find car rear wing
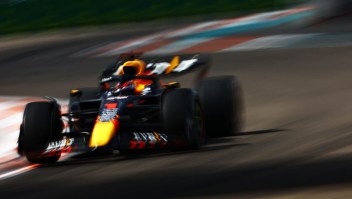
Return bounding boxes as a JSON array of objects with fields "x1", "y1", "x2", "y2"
[
  {"x1": 100, "y1": 54, "x2": 210, "y2": 83},
  {"x1": 145, "y1": 54, "x2": 209, "y2": 78}
]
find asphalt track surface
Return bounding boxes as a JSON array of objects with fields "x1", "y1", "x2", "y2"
[{"x1": 1, "y1": 19, "x2": 352, "y2": 198}]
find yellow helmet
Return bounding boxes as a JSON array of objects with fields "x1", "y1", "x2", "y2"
[{"x1": 118, "y1": 59, "x2": 146, "y2": 75}]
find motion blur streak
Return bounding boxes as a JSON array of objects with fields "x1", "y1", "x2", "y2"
[
  {"x1": 76, "y1": 6, "x2": 315, "y2": 57},
  {"x1": 0, "y1": 164, "x2": 38, "y2": 180},
  {"x1": 0, "y1": 1, "x2": 352, "y2": 198}
]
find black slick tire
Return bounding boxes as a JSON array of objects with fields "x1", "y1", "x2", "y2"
[
  {"x1": 162, "y1": 88, "x2": 205, "y2": 149},
  {"x1": 196, "y1": 76, "x2": 243, "y2": 137},
  {"x1": 23, "y1": 101, "x2": 63, "y2": 164}
]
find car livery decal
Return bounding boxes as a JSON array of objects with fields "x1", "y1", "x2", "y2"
[
  {"x1": 43, "y1": 137, "x2": 74, "y2": 154},
  {"x1": 129, "y1": 132, "x2": 168, "y2": 149}
]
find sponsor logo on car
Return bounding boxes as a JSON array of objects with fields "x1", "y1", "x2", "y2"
[
  {"x1": 107, "y1": 96, "x2": 128, "y2": 100},
  {"x1": 100, "y1": 108, "x2": 118, "y2": 122},
  {"x1": 130, "y1": 132, "x2": 168, "y2": 149},
  {"x1": 43, "y1": 137, "x2": 74, "y2": 154}
]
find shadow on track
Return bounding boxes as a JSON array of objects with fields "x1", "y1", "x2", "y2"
[
  {"x1": 6, "y1": 130, "x2": 352, "y2": 198},
  {"x1": 43, "y1": 142, "x2": 250, "y2": 168},
  {"x1": 41, "y1": 128, "x2": 285, "y2": 168},
  {"x1": 235, "y1": 128, "x2": 286, "y2": 136},
  {"x1": 24, "y1": 152, "x2": 352, "y2": 199}
]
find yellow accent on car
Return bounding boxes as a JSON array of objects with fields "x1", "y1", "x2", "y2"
[
  {"x1": 135, "y1": 84, "x2": 145, "y2": 93},
  {"x1": 153, "y1": 132, "x2": 160, "y2": 142},
  {"x1": 167, "y1": 82, "x2": 177, "y2": 86},
  {"x1": 70, "y1": 89, "x2": 80, "y2": 94},
  {"x1": 118, "y1": 59, "x2": 146, "y2": 75},
  {"x1": 89, "y1": 121, "x2": 116, "y2": 147},
  {"x1": 165, "y1": 56, "x2": 180, "y2": 74}
]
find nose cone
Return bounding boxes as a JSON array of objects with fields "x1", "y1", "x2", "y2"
[{"x1": 89, "y1": 120, "x2": 119, "y2": 147}]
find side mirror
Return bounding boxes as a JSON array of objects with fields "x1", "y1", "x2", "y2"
[
  {"x1": 165, "y1": 82, "x2": 180, "y2": 89},
  {"x1": 70, "y1": 89, "x2": 82, "y2": 97}
]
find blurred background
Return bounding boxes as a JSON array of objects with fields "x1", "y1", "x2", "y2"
[
  {"x1": 1, "y1": 0, "x2": 352, "y2": 198},
  {"x1": 0, "y1": 0, "x2": 350, "y2": 35},
  {"x1": 0, "y1": 0, "x2": 304, "y2": 34}
]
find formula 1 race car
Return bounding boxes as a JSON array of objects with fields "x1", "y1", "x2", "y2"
[{"x1": 17, "y1": 53, "x2": 243, "y2": 164}]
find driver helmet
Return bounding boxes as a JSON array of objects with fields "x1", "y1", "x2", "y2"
[{"x1": 118, "y1": 59, "x2": 146, "y2": 75}]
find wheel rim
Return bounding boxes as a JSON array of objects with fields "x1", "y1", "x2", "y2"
[
  {"x1": 195, "y1": 102, "x2": 205, "y2": 145},
  {"x1": 185, "y1": 102, "x2": 205, "y2": 148}
]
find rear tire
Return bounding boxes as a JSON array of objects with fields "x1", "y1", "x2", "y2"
[
  {"x1": 23, "y1": 102, "x2": 63, "y2": 164},
  {"x1": 196, "y1": 76, "x2": 243, "y2": 137},
  {"x1": 162, "y1": 88, "x2": 205, "y2": 149}
]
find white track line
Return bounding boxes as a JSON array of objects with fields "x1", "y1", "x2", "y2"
[
  {"x1": 165, "y1": 21, "x2": 222, "y2": 38},
  {"x1": 0, "y1": 131, "x2": 19, "y2": 154},
  {"x1": 0, "y1": 153, "x2": 73, "y2": 181},
  {"x1": 0, "y1": 113, "x2": 22, "y2": 129},
  {"x1": 222, "y1": 34, "x2": 319, "y2": 51},
  {"x1": 147, "y1": 37, "x2": 215, "y2": 55},
  {"x1": 0, "y1": 101, "x2": 25, "y2": 111},
  {"x1": 0, "y1": 164, "x2": 38, "y2": 180},
  {"x1": 0, "y1": 96, "x2": 70, "y2": 180}
]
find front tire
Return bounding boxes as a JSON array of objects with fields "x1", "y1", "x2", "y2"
[{"x1": 23, "y1": 101, "x2": 63, "y2": 163}]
